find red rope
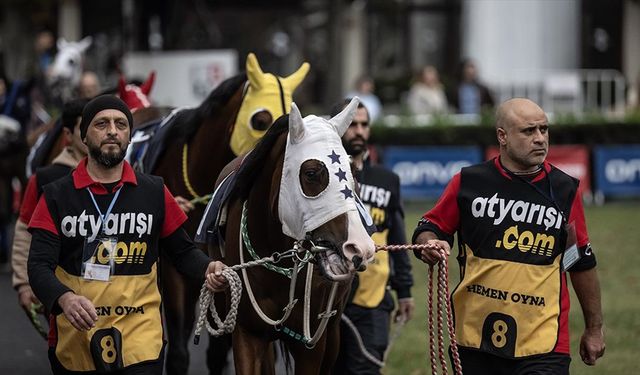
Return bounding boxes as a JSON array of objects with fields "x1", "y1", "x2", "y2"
[{"x1": 378, "y1": 244, "x2": 463, "y2": 375}]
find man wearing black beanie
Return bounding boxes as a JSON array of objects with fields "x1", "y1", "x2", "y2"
[
  {"x1": 27, "y1": 94, "x2": 230, "y2": 374},
  {"x1": 79, "y1": 94, "x2": 134, "y2": 141}
]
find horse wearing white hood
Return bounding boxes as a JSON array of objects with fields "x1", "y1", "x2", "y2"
[
  {"x1": 47, "y1": 37, "x2": 92, "y2": 104},
  {"x1": 211, "y1": 97, "x2": 375, "y2": 374}
]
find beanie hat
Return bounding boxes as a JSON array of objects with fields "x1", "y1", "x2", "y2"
[{"x1": 80, "y1": 94, "x2": 133, "y2": 139}]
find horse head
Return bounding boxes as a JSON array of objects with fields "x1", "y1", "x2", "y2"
[
  {"x1": 118, "y1": 71, "x2": 155, "y2": 112},
  {"x1": 278, "y1": 98, "x2": 375, "y2": 281},
  {"x1": 47, "y1": 37, "x2": 92, "y2": 97},
  {"x1": 230, "y1": 53, "x2": 309, "y2": 156}
]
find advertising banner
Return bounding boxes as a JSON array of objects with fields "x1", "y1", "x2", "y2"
[
  {"x1": 123, "y1": 50, "x2": 238, "y2": 107},
  {"x1": 593, "y1": 145, "x2": 640, "y2": 198},
  {"x1": 384, "y1": 146, "x2": 483, "y2": 199}
]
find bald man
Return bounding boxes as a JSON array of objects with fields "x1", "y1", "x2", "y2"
[{"x1": 412, "y1": 98, "x2": 605, "y2": 374}]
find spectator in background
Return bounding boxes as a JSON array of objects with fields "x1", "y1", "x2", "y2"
[
  {"x1": 407, "y1": 65, "x2": 448, "y2": 115},
  {"x1": 28, "y1": 29, "x2": 57, "y2": 133},
  {"x1": 34, "y1": 30, "x2": 56, "y2": 76},
  {"x1": 347, "y1": 75, "x2": 383, "y2": 122},
  {"x1": 78, "y1": 71, "x2": 102, "y2": 99},
  {"x1": 0, "y1": 59, "x2": 31, "y2": 264},
  {"x1": 449, "y1": 58, "x2": 495, "y2": 114}
]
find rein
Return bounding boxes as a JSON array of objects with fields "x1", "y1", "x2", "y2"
[{"x1": 193, "y1": 200, "x2": 338, "y2": 348}]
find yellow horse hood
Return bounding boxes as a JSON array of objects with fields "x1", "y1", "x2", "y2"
[{"x1": 231, "y1": 53, "x2": 310, "y2": 156}]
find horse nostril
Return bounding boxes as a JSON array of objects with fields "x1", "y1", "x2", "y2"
[{"x1": 352, "y1": 255, "x2": 366, "y2": 271}]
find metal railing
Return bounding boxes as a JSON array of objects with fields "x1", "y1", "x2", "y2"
[{"x1": 494, "y1": 69, "x2": 627, "y2": 115}]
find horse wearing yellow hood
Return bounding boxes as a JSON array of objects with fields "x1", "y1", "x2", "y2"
[
  {"x1": 150, "y1": 52, "x2": 310, "y2": 375},
  {"x1": 231, "y1": 53, "x2": 309, "y2": 155}
]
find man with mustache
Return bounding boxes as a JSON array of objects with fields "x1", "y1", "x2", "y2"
[
  {"x1": 331, "y1": 99, "x2": 414, "y2": 375},
  {"x1": 28, "y1": 95, "x2": 229, "y2": 374},
  {"x1": 413, "y1": 98, "x2": 605, "y2": 374}
]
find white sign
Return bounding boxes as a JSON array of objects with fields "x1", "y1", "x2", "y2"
[{"x1": 123, "y1": 50, "x2": 238, "y2": 107}]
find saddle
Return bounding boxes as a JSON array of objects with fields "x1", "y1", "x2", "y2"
[{"x1": 125, "y1": 107, "x2": 187, "y2": 173}]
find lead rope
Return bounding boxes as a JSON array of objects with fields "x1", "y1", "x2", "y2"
[
  {"x1": 378, "y1": 244, "x2": 462, "y2": 375},
  {"x1": 193, "y1": 254, "x2": 287, "y2": 344}
]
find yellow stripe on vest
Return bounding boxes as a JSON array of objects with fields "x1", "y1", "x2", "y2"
[{"x1": 352, "y1": 230, "x2": 390, "y2": 308}]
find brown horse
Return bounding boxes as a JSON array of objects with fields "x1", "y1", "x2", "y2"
[
  {"x1": 210, "y1": 100, "x2": 375, "y2": 374},
  {"x1": 151, "y1": 54, "x2": 309, "y2": 375}
]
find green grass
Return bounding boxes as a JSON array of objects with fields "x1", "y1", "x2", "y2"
[{"x1": 383, "y1": 200, "x2": 640, "y2": 374}]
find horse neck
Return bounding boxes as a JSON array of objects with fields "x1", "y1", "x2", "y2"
[
  {"x1": 185, "y1": 86, "x2": 244, "y2": 198},
  {"x1": 245, "y1": 134, "x2": 291, "y2": 254}
]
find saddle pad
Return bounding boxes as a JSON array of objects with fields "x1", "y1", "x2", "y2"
[
  {"x1": 195, "y1": 170, "x2": 238, "y2": 246},
  {"x1": 125, "y1": 107, "x2": 188, "y2": 173}
]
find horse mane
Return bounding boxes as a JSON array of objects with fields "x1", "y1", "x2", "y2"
[
  {"x1": 167, "y1": 73, "x2": 247, "y2": 143},
  {"x1": 231, "y1": 113, "x2": 289, "y2": 201}
]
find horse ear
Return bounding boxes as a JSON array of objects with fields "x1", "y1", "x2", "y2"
[
  {"x1": 246, "y1": 53, "x2": 265, "y2": 90},
  {"x1": 118, "y1": 75, "x2": 127, "y2": 97},
  {"x1": 141, "y1": 71, "x2": 156, "y2": 95},
  {"x1": 288, "y1": 102, "x2": 305, "y2": 144},
  {"x1": 281, "y1": 62, "x2": 310, "y2": 92},
  {"x1": 57, "y1": 38, "x2": 69, "y2": 50},
  {"x1": 77, "y1": 36, "x2": 93, "y2": 53},
  {"x1": 329, "y1": 97, "x2": 360, "y2": 137}
]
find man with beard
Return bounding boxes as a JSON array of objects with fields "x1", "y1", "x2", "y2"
[
  {"x1": 27, "y1": 95, "x2": 229, "y2": 374},
  {"x1": 331, "y1": 99, "x2": 414, "y2": 375}
]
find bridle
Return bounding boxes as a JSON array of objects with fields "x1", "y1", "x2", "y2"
[{"x1": 194, "y1": 200, "x2": 344, "y2": 349}]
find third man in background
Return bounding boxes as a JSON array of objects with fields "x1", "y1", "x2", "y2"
[{"x1": 332, "y1": 99, "x2": 414, "y2": 375}]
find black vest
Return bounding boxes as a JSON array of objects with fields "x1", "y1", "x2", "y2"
[
  {"x1": 42, "y1": 172, "x2": 166, "y2": 372},
  {"x1": 43, "y1": 172, "x2": 165, "y2": 276},
  {"x1": 36, "y1": 163, "x2": 73, "y2": 196},
  {"x1": 452, "y1": 160, "x2": 578, "y2": 358}
]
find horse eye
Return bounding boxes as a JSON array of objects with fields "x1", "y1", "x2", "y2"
[
  {"x1": 300, "y1": 160, "x2": 329, "y2": 197},
  {"x1": 68, "y1": 58, "x2": 77, "y2": 66},
  {"x1": 250, "y1": 110, "x2": 273, "y2": 131}
]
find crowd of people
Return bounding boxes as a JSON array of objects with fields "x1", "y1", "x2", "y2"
[
  {"x1": 345, "y1": 58, "x2": 496, "y2": 123},
  {"x1": 0, "y1": 39, "x2": 606, "y2": 375}
]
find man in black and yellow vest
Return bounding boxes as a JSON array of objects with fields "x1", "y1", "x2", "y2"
[
  {"x1": 331, "y1": 99, "x2": 414, "y2": 375},
  {"x1": 413, "y1": 98, "x2": 605, "y2": 374},
  {"x1": 28, "y1": 95, "x2": 229, "y2": 374}
]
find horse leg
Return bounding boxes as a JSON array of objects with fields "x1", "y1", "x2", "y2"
[
  {"x1": 163, "y1": 261, "x2": 198, "y2": 375},
  {"x1": 232, "y1": 326, "x2": 275, "y2": 375},
  {"x1": 285, "y1": 321, "x2": 342, "y2": 375}
]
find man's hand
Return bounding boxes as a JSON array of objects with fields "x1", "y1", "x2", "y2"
[
  {"x1": 18, "y1": 286, "x2": 42, "y2": 314},
  {"x1": 415, "y1": 233, "x2": 450, "y2": 265},
  {"x1": 394, "y1": 297, "x2": 415, "y2": 323},
  {"x1": 205, "y1": 261, "x2": 229, "y2": 292},
  {"x1": 580, "y1": 326, "x2": 605, "y2": 366},
  {"x1": 175, "y1": 196, "x2": 194, "y2": 214},
  {"x1": 57, "y1": 291, "x2": 98, "y2": 331}
]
